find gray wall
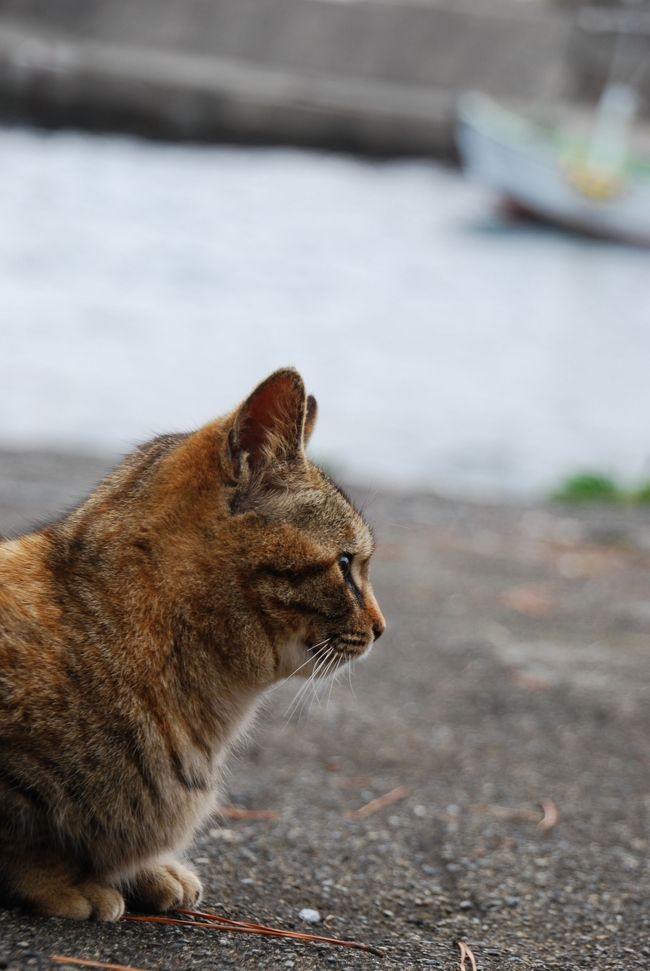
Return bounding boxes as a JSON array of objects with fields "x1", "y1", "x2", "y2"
[{"x1": 0, "y1": 0, "x2": 573, "y2": 155}]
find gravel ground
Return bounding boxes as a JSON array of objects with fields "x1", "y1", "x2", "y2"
[{"x1": 0, "y1": 450, "x2": 649, "y2": 971}]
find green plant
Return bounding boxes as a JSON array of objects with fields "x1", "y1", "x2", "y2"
[
  {"x1": 551, "y1": 472, "x2": 623, "y2": 503},
  {"x1": 633, "y1": 482, "x2": 650, "y2": 503}
]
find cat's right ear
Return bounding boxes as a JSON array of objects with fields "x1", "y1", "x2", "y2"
[{"x1": 224, "y1": 368, "x2": 309, "y2": 483}]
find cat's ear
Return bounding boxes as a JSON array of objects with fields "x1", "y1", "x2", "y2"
[
  {"x1": 227, "y1": 368, "x2": 309, "y2": 478},
  {"x1": 304, "y1": 394, "x2": 318, "y2": 447}
]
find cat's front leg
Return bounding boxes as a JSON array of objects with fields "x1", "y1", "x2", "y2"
[{"x1": 125, "y1": 858, "x2": 202, "y2": 913}]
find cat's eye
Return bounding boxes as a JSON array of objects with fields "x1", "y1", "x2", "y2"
[{"x1": 338, "y1": 553, "x2": 353, "y2": 577}]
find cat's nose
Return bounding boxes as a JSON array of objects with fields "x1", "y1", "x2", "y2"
[{"x1": 372, "y1": 620, "x2": 385, "y2": 641}]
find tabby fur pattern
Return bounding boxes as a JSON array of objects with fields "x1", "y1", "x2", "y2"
[{"x1": 0, "y1": 368, "x2": 385, "y2": 920}]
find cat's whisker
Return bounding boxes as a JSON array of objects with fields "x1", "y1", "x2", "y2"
[
  {"x1": 285, "y1": 682, "x2": 313, "y2": 722},
  {"x1": 284, "y1": 669, "x2": 314, "y2": 717},
  {"x1": 293, "y1": 643, "x2": 330, "y2": 684},
  {"x1": 284, "y1": 647, "x2": 331, "y2": 720},
  {"x1": 305, "y1": 647, "x2": 340, "y2": 717},
  {"x1": 326, "y1": 655, "x2": 345, "y2": 711},
  {"x1": 305, "y1": 648, "x2": 334, "y2": 703},
  {"x1": 347, "y1": 659, "x2": 358, "y2": 702},
  {"x1": 292, "y1": 653, "x2": 331, "y2": 722},
  {"x1": 300, "y1": 676, "x2": 323, "y2": 719},
  {"x1": 269, "y1": 639, "x2": 331, "y2": 694},
  {"x1": 310, "y1": 651, "x2": 339, "y2": 717},
  {"x1": 306, "y1": 656, "x2": 328, "y2": 710},
  {"x1": 325, "y1": 663, "x2": 337, "y2": 711},
  {"x1": 285, "y1": 671, "x2": 318, "y2": 720},
  {"x1": 294, "y1": 639, "x2": 331, "y2": 676},
  {"x1": 296, "y1": 661, "x2": 324, "y2": 719},
  {"x1": 303, "y1": 660, "x2": 329, "y2": 714},
  {"x1": 307, "y1": 637, "x2": 332, "y2": 656},
  {"x1": 307, "y1": 650, "x2": 336, "y2": 714}
]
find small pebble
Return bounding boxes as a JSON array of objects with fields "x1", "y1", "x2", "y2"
[{"x1": 298, "y1": 907, "x2": 321, "y2": 924}]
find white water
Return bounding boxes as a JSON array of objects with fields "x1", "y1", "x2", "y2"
[{"x1": 1, "y1": 126, "x2": 649, "y2": 497}]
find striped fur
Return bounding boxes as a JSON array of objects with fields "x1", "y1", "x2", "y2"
[{"x1": 0, "y1": 368, "x2": 384, "y2": 920}]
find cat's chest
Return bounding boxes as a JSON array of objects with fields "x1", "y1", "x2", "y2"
[
  {"x1": 118, "y1": 749, "x2": 220, "y2": 865},
  {"x1": 160, "y1": 770, "x2": 220, "y2": 855},
  {"x1": 90, "y1": 690, "x2": 259, "y2": 870},
  {"x1": 127, "y1": 711, "x2": 249, "y2": 857}
]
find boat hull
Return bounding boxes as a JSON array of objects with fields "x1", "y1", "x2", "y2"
[{"x1": 456, "y1": 94, "x2": 650, "y2": 246}]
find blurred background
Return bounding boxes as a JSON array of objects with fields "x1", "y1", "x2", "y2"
[
  {"x1": 1, "y1": 5, "x2": 650, "y2": 968},
  {"x1": 1, "y1": 0, "x2": 649, "y2": 500}
]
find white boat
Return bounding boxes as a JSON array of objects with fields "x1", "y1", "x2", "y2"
[
  {"x1": 456, "y1": 5, "x2": 650, "y2": 245},
  {"x1": 456, "y1": 91, "x2": 650, "y2": 245}
]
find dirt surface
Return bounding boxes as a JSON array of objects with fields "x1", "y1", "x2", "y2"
[{"x1": 0, "y1": 449, "x2": 648, "y2": 971}]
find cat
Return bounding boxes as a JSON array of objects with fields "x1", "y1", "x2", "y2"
[{"x1": 0, "y1": 367, "x2": 385, "y2": 921}]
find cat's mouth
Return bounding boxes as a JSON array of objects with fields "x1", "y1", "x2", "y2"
[{"x1": 306, "y1": 634, "x2": 372, "y2": 664}]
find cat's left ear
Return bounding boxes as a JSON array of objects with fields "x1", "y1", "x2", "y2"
[
  {"x1": 304, "y1": 394, "x2": 318, "y2": 447},
  {"x1": 227, "y1": 368, "x2": 310, "y2": 479}
]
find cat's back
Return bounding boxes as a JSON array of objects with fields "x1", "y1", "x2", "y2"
[
  {"x1": 0, "y1": 525, "x2": 61, "y2": 612},
  {"x1": 0, "y1": 531, "x2": 68, "y2": 713},
  {"x1": 0, "y1": 530, "x2": 61, "y2": 639}
]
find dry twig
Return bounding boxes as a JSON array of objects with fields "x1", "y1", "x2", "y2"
[
  {"x1": 478, "y1": 800, "x2": 559, "y2": 831},
  {"x1": 537, "y1": 798, "x2": 559, "y2": 832},
  {"x1": 51, "y1": 957, "x2": 149, "y2": 971},
  {"x1": 219, "y1": 806, "x2": 281, "y2": 821},
  {"x1": 123, "y1": 908, "x2": 386, "y2": 957},
  {"x1": 457, "y1": 940, "x2": 478, "y2": 971},
  {"x1": 346, "y1": 785, "x2": 410, "y2": 819}
]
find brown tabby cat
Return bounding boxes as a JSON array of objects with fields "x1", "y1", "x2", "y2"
[{"x1": 0, "y1": 368, "x2": 385, "y2": 921}]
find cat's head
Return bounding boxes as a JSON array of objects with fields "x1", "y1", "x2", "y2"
[
  {"x1": 68, "y1": 368, "x2": 385, "y2": 688},
  {"x1": 211, "y1": 368, "x2": 385, "y2": 684}
]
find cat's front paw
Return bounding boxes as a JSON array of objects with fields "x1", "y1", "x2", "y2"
[
  {"x1": 128, "y1": 860, "x2": 202, "y2": 912},
  {"x1": 33, "y1": 882, "x2": 125, "y2": 922}
]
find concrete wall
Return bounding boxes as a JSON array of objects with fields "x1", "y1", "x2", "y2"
[{"x1": 0, "y1": 0, "x2": 573, "y2": 156}]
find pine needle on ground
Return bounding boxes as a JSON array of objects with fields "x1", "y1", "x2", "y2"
[
  {"x1": 537, "y1": 798, "x2": 559, "y2": 832},
  {"x1": 457, "y1": 940, "x2": 478, "y2": 971},
  {"x1": 220, "y1": 806, "x2": 281, "y2": 821},
  {"x1": 51, "y1": 957, "x2": 150, "y2": 971},
  {"x1": 123, "y1": 907, "x2": 386, "y2": 957},
  {"x1": 346, "y1": 785, "x2": 410, "y2": 819}
]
